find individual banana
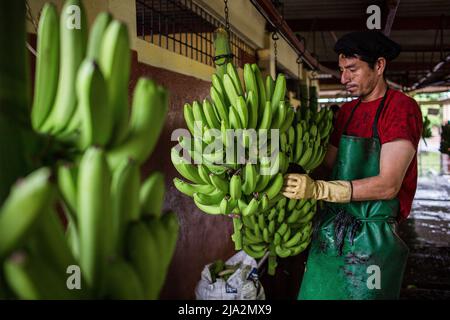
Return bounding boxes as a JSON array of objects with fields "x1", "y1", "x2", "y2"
[
  {"x1": 76, "y1": 59, "x2": 112, "y2": 150},
  {"x1": 265, "y1": 75, "x2": 275, "y2": 102},
  {"x1": 183, "y1": 103, "x2": 195, "y2": 135},
  {"x1": 211, "y1": 73, "x2": 229, "y2": 107},
  {"x1": 140, "y1": 171, "x2": 165, "y2": 218},
  {"x1": 40, "y1": 0, "x2": 87, "y2": 134},
  {"x1": 0, "y1": 168, "x2": 54, "y2": 260},
  {"x1": 104, "y1": 258, "x2": 144, "y2": 299},
  {"x1": 280, "y1": 107, "x2": 295, "y2": 133},
  {"x1": 144, "y1": 212, "x2": 179, "y2": 298},
  {"x1": 246, "y1": 90, "x2": 259, "y2": 129},
  {"x1": 192, "y1": 100, "x2": 208, "y2": 129},
  {"x1": 235, "y1": 96, "x2": 248, "y2": 129},
  {"x1": 241, "y1": 162, "x2": 257, "y2": 195},
  {"x1": 271, "y1": 74, "x2": 286, "y2": 112},
  {"x1": 226, "y1": 63, "x2": 244, "y2": 96},
  {"x1": 197, "y1": 164, "x2": 211, "y2": 184},
  {"x1": 203, "y1": 99, "x2": 221, "y2": 129},
  {"x1": 31, "y1": 3, "x2": 59, "y2": 131},
  {"x1": 229, "y1": 173, "x2": 242, "y2": 200},
  {"x1": 255, "y1": 157, "x2": 272, "y2": 192},
  {"x1": 210, "y1": 86, "x2": 229, "y2": 128},
  {"x1": 262, "y1": 173, "x2": 283, "y2": 200},
  {"x1": 283, "y1": 229, "x2": 303, "y2": 249},
  {"x1": 229, "y1": 102, "x2": 242, "y2": 130},
  {"x1": 290, "y1": 238, "x2": 311, "y2": 256},
  {"x1": 209, "y1": 173, "x2": 230, "y2": 194},
  {"x1": 194, "y1": 189, "x2": 226, "y2": 206},
  {"x1": 257, "y1": 101, "x2": 272, "y2": 130},
  {"x1": 110, "y1": 158, "x2": 140, "y2": 257},
  {"x1": 251, "y1": 64, "x2": 267, "y2": 117},
  {"x1": 56, "y1": 162, "x2": 78, "y2": 222},
  {"x1": 193, "y1": 195, "x2": 222, "y2": 215},
  {"x1": 86, "y1": 12, "x2": 112, "y2": 60},
  {"x1": 243, "y1": 64, "x2": 258, "y2": 108},
  {"x1": 107, "y1": 79, "x2": 168, "y2": 170},
  {"x1": 243, "y1": 197, "x2": 259, "y2": 217},
  {"x1": 171, "y1": 147, "x2": 204, "y2": 184},
  {"x1": 296, "y1": 207, "x2": 316, "y2": 224},
  {"x1": 173, "y1": 178, "x2": 215, "y2": 198},
  {"x1": 223, "y1": 73, "x2": 239, "y2": 107},
  {"x1": 275, "y1": 245, "x2": 291, "y2": 258},
  {"x1": 298, "y1": 146, "x2": 313, "y2": 168},
  {"x1": 220, "y1": 196, "x2": 231, "y2": 215},
  {"x1": 78, "y1": 147, "x2": 111, "y2": 295},
  {"x1": 126, "y1": 221, "x2": 160, "y2": 299},
  {"x1": 243, "y1": 244, "x2": 266, "y2": 259},
  {"x1": 99, "y1": 20, "x2": 131, "y2": 145}
]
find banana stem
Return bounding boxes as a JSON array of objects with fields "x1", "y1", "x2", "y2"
[
  {"x1": 267, "y1": 254, "x2": 278, "y2": 276},
  {"x1": 231, "y1": 217, "x2": 243, "y2": 250},
  {"x1": 213, "y1": 28, "x2": 233, "y2": 80}
]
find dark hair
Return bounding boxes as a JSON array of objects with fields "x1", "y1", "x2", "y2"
[{"x1": 338, "y1": 53, "x2": 377, "y2": 69}]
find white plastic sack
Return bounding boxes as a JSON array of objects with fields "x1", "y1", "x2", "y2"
[{"x1": 195, "y1": 250, "x2": 265, "y2": 300}]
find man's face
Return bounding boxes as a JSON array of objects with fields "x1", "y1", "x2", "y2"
[{"x1": 338, "y1": 54, "x2": 379, "y2": 97}]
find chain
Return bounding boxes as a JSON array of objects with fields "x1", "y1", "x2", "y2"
[
  {"x1": 25, "y1": 0, "x2": 38, "y2": 32},
  {"x1": 224, "y1": 0, "x2": 230, "y2": 32},
  {"x1": 25, "y1": 0, "x2": 37, "y2": 57},
  {"x1": 296, "y1": 56, "x2": 302, "y2": 80},
  {"x1": 272, "y1": 32, "x2": 279, "y2": 68}
]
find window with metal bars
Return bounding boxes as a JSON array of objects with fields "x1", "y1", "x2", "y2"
[{"x1": 136, "y1": 0, "x2": 256, "y2": 68}]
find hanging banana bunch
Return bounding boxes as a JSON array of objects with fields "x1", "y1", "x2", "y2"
[
  {"x1": 0, "y1": 0, "x2": 179, "y2": 300},
  {"x1": 171, "y1": 27, "x2": 295, "y2": 255}
]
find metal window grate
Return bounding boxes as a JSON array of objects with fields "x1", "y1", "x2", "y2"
[{"x1": 136, "y1": 0, "x2": 256, "y2": 68}]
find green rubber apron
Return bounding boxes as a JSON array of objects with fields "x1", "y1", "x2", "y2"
[{"x1": 298, "y1": 89, "x2": 409, "y2": 300}]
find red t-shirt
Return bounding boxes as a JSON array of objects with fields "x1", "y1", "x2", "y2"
[{"x1": 330, "y1": 89, "x2": 423, "y2": 222}]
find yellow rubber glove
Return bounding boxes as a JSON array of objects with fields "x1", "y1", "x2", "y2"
[{"x1": 282, "y1": 173, "x2": 352, "y2": 203}]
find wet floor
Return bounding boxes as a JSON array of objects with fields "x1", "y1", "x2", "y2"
[{"x1": 399, "y1": 174, "x2": 450, "y2": 299}]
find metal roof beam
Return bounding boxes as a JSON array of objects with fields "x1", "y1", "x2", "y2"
[{"x1": 287, "y1": 16, "x2": 450, "y2": 32}]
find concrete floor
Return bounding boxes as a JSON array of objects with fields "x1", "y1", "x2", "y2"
[{"x1": 399, "y1": 174, "x2": 450, "y2": 299}]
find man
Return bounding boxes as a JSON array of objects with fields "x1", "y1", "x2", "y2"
[{"x1": 282, "y1": 31, "x2": 423, "y2": 300}]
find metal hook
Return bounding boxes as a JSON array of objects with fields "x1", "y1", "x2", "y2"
[{"x1": 271, "y1": 31, "x2": 279, "y2": 41}]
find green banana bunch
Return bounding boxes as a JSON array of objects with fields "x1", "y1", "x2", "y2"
[
  {"x1": 1, "y1": 1, "x2": 179, "y2": 300},
  {"x1": 292, "y1": 107, "x2": 334, "y2": 172},
  {"x1": 172, "y1": 46, "x2": 297, "y2": 256}
]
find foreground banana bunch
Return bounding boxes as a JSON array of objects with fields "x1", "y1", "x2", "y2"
[{"x1": 0, "y1": 0, "x2": 178, "y2": 300}]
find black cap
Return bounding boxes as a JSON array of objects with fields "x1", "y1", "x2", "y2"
[{"x1": 334, "y1": 31, "x2": 401, "y2": 62}]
